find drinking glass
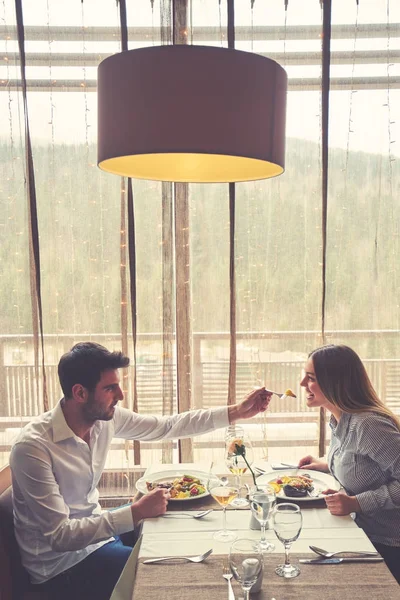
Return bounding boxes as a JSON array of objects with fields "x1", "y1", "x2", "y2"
[
  {"x1": 209, "y1": 476, "x2": 239, "y2": 542},
  {"x1": 272, "y1": 502, "x2": 302, "y2": 578},
  {"x1": 229, "y1": 538, "x2": 263, "y2": 600},
  {"x1": 225, "y1": 430, "x2": 254, "y2": 507},
  {"x1": 250, "y1": 484, "x2": 276, "y2": 552},
  {"x1": 225, "y1": 424, "x2": 245, "y2": 440}
]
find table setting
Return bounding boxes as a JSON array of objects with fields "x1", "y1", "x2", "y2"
[
  {"x1": 132, "y1": 551, "x2": 397, "y2": 600},
  {"x1": 110, "y1": 428, "x2": 400, "y2": 600}
]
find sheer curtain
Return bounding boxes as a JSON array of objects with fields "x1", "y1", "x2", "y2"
[
  {"x1": 189, "y1": 0, "x2": 325, "y2": 465},
  {"x1": 0, "y1": 0, "x2": 399, "y2": 499}
]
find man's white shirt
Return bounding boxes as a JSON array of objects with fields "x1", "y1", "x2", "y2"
[{"x1": 10, "y1": 401, "x2": 228, "y2": 583}]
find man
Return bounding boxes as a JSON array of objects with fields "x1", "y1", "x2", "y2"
[{"x1": 10, "y1": 342, "x2": 271, "y2": 600}]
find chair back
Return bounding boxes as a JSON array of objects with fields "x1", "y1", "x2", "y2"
[{"x1": 0, "y1": 465, "x2": 48, "y2": 600}]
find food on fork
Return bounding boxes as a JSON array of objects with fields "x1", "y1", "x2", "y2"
[
  {"x1": 267, "y1": 388, "x2": 297, "y2": 399},
  {"x1": 269, "y1": 474, "x2": 314, "y2": 497},
  {"x1": 146, "y1": 474, "x2": 206, "y2": 499}
]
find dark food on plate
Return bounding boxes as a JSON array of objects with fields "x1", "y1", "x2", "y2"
[{"x1": 270, "y1": 474, "x2": 315, "y2": 498}]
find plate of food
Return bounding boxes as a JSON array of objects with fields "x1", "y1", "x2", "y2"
[
  {"x1": 256, "y1": 469, "x2": 340, "y2": 501},
  {"x1": 135, "y1": 469, "x2": 213, "y2": 501}
]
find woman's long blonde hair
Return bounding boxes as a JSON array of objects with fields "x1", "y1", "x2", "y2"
[{"x1": 310, "y1": 344, "x2": 400, "y2": 430}]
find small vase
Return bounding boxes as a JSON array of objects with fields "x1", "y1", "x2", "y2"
[{"x1": 249, "y1": 512, "x2": 261, "y2": 530}]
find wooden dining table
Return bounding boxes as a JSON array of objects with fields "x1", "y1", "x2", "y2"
[{"x1": 110, "y1": 463, "x2": 400, "y2": 600}]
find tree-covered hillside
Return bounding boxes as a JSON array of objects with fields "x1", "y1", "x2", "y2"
[{"x1": 0, "y1": 138, "x2": 398, "y2": 349}]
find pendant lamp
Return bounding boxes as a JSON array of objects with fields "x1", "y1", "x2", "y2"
[{"x1": 98, "y1": 45, "x2": 287, "y2": 183}]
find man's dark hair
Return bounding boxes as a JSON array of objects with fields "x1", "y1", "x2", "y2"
[{"x1": 58, "y1": 342, "x2": 130, "y2": 398}]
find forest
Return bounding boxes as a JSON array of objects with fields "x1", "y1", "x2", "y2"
[{"x1": 0, "y1": 135, "x2": 399, "y2": 360}]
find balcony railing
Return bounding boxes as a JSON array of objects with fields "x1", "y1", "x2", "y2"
[{"x1": 1, "y1": 332, "x2": 400, "y2": 442}]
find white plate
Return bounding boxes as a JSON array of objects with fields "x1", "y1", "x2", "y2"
[
  {"x1": 256, "y1": 469, "x2": 340, "y2": 502},
  {"x1": 135, "y1": 469, "x2": 215, "y2": 502}
]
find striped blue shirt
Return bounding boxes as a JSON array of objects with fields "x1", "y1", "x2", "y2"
[{"x1": 328, "y1": 411, "x2": 400, "y2": 546}]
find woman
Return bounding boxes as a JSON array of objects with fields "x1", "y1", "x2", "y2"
[{"x1": 298, "y1": 344, "x2": 400, "y2": 584}]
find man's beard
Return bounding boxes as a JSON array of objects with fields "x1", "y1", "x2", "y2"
[{"x1": 82, "y1": 393, "x2": 115, "y2": 423}]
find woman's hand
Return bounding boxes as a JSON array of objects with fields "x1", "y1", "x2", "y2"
[
  {"x1": 323, "y1": 489, "x2": 361, "y2": 516},
  {"x1": 298, "y1": 455, "x2": 330, "y2": 473}
]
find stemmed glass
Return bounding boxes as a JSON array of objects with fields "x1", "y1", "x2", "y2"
[
  {"x1": 225, "y1": 424, "x2": 244, "y2": 440},
  {"x1": 209, "y1": 475, "x2": 239, "y2": 542},
  {"x1": 250, "y1": 483, "x2": 276, "y2": 552},
  {"x1": 225, "y1": 429, "x2": 254, "y2": 507},
  {"x1": 272, "y1": 502, "x2": 302, "y2": 578},
  {"x1": 229, "y1": 538, "x2": 263, "y2": 600}
]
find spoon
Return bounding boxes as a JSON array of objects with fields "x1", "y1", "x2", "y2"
[
  {"x1": 309, "y1": 545, "x2": 379, "y2": 558},
  {"x1": 162, "y1": 509, "x2": 213, "y2": 519},
  {"x1": 143, "y1": 548, "x2": 213, "y2": 564}
]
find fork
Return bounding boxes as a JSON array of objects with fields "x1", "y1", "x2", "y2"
[
  {"x1": 223, "y1": 560, "x2": 235, "y2": 600},
  {"x1": 143, "y1": 548, "x2": 213, "y2": 564},
  {"x1": 161, "y1": 509, "x2": 213, "y2": 519},
  {"x1": 266, "y1": 389, "x2": 297, "y2": 399},
  {"x1": 307, "y1": 488, "x2": 321, "y2": 498}
]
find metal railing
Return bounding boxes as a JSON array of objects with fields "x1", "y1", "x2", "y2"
[{"x1": 1, "y1": 331, "x2": 400, "y2": 425}]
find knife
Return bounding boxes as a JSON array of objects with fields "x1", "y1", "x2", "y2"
[
  {"x1": 261, "y1": 463, "x2": 299, "y2": 471},
  {"x1": 300, "y1": 557, "x2": 384, "y2": 564}
]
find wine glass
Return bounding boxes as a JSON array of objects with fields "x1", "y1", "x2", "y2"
[
  {"x1": 209, "y1": 475, "x2": 239, "y2": 542},
  {"x1": 229, "y1": 538, "x2": 263, "y2": 600},
  {"x1": 272, "y1": 502, "x2": 302, "y2": 578},
  {"x1": 250, "y1": 483, "x2": 276, "y2": 552},
  {"x1": 225, "y1": 430, "x2": 254, "y2": 507},
  {"x1": 225, "y1": 424, "x2": 245, "y2": 440}
]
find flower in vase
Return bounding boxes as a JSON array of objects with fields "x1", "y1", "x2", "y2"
[
  {"x1": 227, "y1": 437, "x2": 245, "y2": 455},
  {"x1": 228, "y1": 437, "x2": 257, "y2": 487}
]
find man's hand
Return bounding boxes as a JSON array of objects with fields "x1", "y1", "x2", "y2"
[
  {"x1": 228, "y1": 387, "x2": 272, "y2": 423},
  {"x1": 323, "y1": 490, "x2": 360, "y2": 516},
  {"x1": 130, "y1": 488, "x2": 170, "y2": 525},
  {"x1": 298, "y1": 455, "x2": 330, "y2": 473}
]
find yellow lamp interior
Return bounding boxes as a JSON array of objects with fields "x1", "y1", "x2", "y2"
[{"x1": 98, "y1": 153, "x2": 284, "y2": 183}]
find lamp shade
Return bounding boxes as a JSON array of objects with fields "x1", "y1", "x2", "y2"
[{"x1": 97, "y1": 45, "x2": 287, "y2": 183}]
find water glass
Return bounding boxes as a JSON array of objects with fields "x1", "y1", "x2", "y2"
[
  {"x1": 229, "y1": 538, "x2": 263, "y2": 600},
  {"x1": 250, "y1": 483, "x2": 276, "y2": 552},
  {"x1": 272, "y1": 502, "x2": 302, "y2": 578}
]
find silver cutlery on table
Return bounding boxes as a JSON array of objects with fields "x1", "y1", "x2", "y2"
[
  {"x1": 161, "y1": 509, "x2": 213, "y2": 519},
  {"x1": 300, "y1": 557, "x2": 384, "y2": 564},
  {"x1": 255, "y1": 463, "x2": 299, "y2": 473},
  {"x1": 306, "y1": 488, "x2": 322, "y2": 498},
  {"x1": 309, "y1": 545, "x2": 380, "y2": 558},
  {"x1": 143, "y1": 548, "x2": 213, "y2": 564},
  {"x1": 223, "y1": 561, "x2": 235, "y2": 600}
]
